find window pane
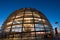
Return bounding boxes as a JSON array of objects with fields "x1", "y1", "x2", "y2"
[
  {"x1": 16, "y1": 12, "x2": 24, "y2": 18},
  {"x1": 12, "y1": 25, "x2": 22, "y2": 28},
  {"x1": 12, "y1": 27, "x2": 22, "y2": 32},
  {"x1": 35, "y1": 24, "x2": 43, "y2": 27},
  {"x1": 23, "y1": 24, "x2": 34, "y2": 31},
  {"x1": 33, "y1": 12, "x2": 40, "y2": 18},
  {"x1": 35, "y1": 27, "x2": 44, "y2": 31},
  {"x1": 24, "y1": 20, "x2": 33, "y2": 23},
  {"x1": 7, "y1": 21, "x2": 13, "y2": 25},
  {"x1": 34, "y1": 18, "x2": 43, "y2": 23},
  {"x1": 13, "y1": 18, "x2": 23, "y2": 24},
  {"x1": 12, "y1": 23, "x2": 22, "y2": 32},
  {"x1": 12, "y1": 25, "x2": 22, "y2": 32},
  {"x1": 4, "y1": 28, "x2": 10, "y2": 32},
  {"x1": 13, "y1": 21, "x2": 22, "y2": 24},
  {"x1": 25, "y1": 11, "x2": 32, "y2": 14},
  {"x1": 24, "y1": 18, "x2": 33, "y2": 20},
  {"x1": 44, "y1": 25, "x2": 50, "y2": 31},
  {"x1": 35, "y1": 24, "x2": 45, "y2": 31},
  {"x1": 25, "y1": 13, "x2": 32, "y2": 16}
]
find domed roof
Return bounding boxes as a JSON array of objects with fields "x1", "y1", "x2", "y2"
[{"x1": 2, "y1": 8, "x2": 52, "y2": 33}]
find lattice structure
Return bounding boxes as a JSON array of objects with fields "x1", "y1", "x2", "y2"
[{"x1": 1, "y1": 8, "x2": 53, "y2": 40}]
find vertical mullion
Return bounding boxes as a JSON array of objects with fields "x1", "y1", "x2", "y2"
[
  {"x1": 40, "y1": 15, "x2": 47, "y2": 39},
  {"x1": 9, "y1": 13, "x2": 17, "y2": 40},
  {"x1": 13, "y1": 14, "x2": 17, "y2": 40},
  {"x1": 43, "y1": 23, "x2": 47, "y2": 40},
  {"x1": 31, "y1": 9, "x2": 36, "y2": 40},
  {"x1": 21, "y1": 9, "x2": 25, "y2": 40}
]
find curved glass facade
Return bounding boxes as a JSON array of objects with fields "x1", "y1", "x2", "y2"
[{"x1": 2, "y1": 8, "x2": 53, "y2": 40}]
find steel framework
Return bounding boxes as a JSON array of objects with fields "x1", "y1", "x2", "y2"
[{"x1": 1, "y1": 8, "x2": 53, "y2": 40}]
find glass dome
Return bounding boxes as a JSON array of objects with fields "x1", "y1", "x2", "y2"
[{"x1": 2, "y1": 8, "x2": 53, "y2": 40}]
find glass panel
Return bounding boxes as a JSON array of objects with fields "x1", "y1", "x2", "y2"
[
  {"x1": 35, "y1": 27, "x2": 45, "y2": 31},
  {"x1": 24, "y1": 18, "x2": 33, "y2": 20},
  {"x1": 24, "y1": 14, "x2": 32, "y2": 18},
  {"x1": 16, "y1": 12, "x2": 24, "y2": 18},
  {"x1": 44, "y1": 25, "x2": 50, "y2": 31},
  {"x1": 5, "y1": 28, "x2": 10, "y2": 32},
  {"x1": 35, "y1": 28, "x2": 40, "y2": 31},
  {"x1": 34, "y1": 18, "x2": 43, "y2": 23},
  {"x1": 35, "y1": 24, "x2": 43, "y2": 27},
  {"x1": 24, "y1": 20, "x2": 33, "y2": 23},
  {"x1": 12, "y1": 25, "x2": 22, "y2": 28},
  {"x1": 7, "y1": 26, "x2": 11, "y2": 28},
  {"x1": 24, "y1": 20, "x2": 33, "y2": 24},
  {"x1": 33, "y1": 12, "x2": 40, "y2": 18},
  {"x1": 23, "y1": 27, "x2": 34, "y2": 31},
  {"x1": 22, "y1": 32, "x2": 35, "y2": 40},
  {"x1": 25, "y1": 13, "x2": 32, "y2": 16},
  {"x1": 11, "y1": 16, "x2": 15, "y2": 19},
  {"x1": 23, "y1": 24, "x2": 34, "y2": 32},
  {"x1": 34, "y1": 18, "x2": 41, "y2": 21},
  {"x1": 35, "y1": 24, "x2": 45, "y2": 31},
  {"x1": 12, "y1": 25, "x2": 22, "y2": 32},
  {"x1": 41, "y1": 19, "x2": 46, "y2": 23},
  {"x1": 4, "y1": 26, "x2": 11, "y2": 32},
  {"x1": 31, "y1": 32, "x2": 35, "y2": 37},
  {"x1": 12, "y1": 28, "x2": 22, "y2": 32},
  {"x1": 14, "y1": 18, "x2": 22, "y2": 21},
  {"x1": 25, "y1": 11, "x2": 32, "y2": 14},
  {"x1": 13, "y1": 21, "x2": 22, "y2": 24},
  {"x1": 36, "y1": 32, "x2": 45, "y2": 34},
  {"x1": 13, "y1": 18, "x2": 23, "y2": 24},
  {"x1": 24, "y1": 18, "x2": 33, "y2": 23},
  {"x1": 7, "y1": 21, "x2": 13, "y2": 25}
]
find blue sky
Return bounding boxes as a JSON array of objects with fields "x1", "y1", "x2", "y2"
[{"x1": 0, "y1": 0, "x2": 60, "y2": 29}]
